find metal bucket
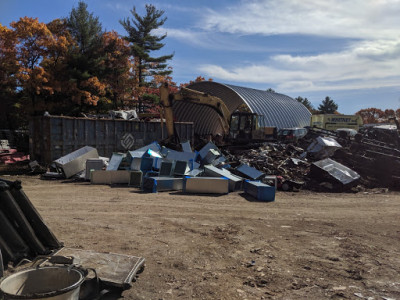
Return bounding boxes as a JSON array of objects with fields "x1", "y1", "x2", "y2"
[{"x1": 0, "y1": 266, "x2": 85, "y2": 300}]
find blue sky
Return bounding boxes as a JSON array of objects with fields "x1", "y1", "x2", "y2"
[{"x1": 1, "y1": 0, "x2": 400, "y2": 114}]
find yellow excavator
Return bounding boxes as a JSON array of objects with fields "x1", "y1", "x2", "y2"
[{"x1": 159, "y1": 83, "x2": 277, "y2": 146}]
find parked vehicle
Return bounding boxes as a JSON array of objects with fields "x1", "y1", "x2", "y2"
[
  {"x1": 278, "y1": 128, "x2": 308, "y2": 143},
  {"x1": 311, "y1": 114, "x2": 363, "y2": 131}
]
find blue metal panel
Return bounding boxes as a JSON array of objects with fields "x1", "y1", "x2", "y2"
[
  {"x1": 236, "y1": 164, "x2": 264, "y2": 180},
  {"x1": 106, "y1": 153, "x2": 124, "y2": 171},
  {"x1": 244, "y1": 180, "x2": 275, "y2": 202}
]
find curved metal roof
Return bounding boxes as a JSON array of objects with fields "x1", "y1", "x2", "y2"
[{"x1": 173, "y1": 81, "x2": 311, "y2": 135}]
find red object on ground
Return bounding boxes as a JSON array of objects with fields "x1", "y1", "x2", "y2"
[{"x1": 0, "y1": 149, "x2": 30, "y2": 164}]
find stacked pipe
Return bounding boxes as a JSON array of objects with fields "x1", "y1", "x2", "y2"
[{"x1": 0, "y1": 179, "x2": 61, "y2": 269}]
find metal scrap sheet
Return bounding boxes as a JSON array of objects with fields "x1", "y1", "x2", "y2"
[{"x1": 50, "y1": 247, "x2": 145, "y2": 289}]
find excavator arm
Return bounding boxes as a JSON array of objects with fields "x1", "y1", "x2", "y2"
[{"x1": 159, "y1": 83, "x2": 231, "y2": 138}]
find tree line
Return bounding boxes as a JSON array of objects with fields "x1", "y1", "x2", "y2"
[
  {"x1": 0, "y1": 1, "x2": 174, "y2": 129},
  {"x1": 295, "y1": 96, "x2": 337, "y2": 114},
  {"x1": 1, "y1": 1, "x2": 398, "y2": 130},
  {"x1": 295, "y1": 96, "x2": 399, "y2": 124}
]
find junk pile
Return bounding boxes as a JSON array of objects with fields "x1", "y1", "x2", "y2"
[
  {"x1": 225, "y1": 126, "x2": 400, "y2": 192},
  {"x1": 332, "y1": 136, "x2": 400, "y2": 189},
  {"x1": 47, "y1": 122, "x2": 400, "y2": 193},
  {"x1": 0, "y1": 178, "x2": 145, "y2": 298},
  {"x1": 225, "y1": 143, "x2": 309, "y2": 191},
  {"x1": 306, "y1": 126, "x2": 400, "y2": 190},
  {"x1": 97, "y1": 140, "x2": 275, "y2": 201},
  {"x1": 49, "y1": 142, "x2": 276, "y2": 201},
  {"x1": 0, "y1": 136, "x2": 44, "y2": 176}
]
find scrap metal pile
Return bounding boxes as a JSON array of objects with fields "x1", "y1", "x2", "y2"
[
  {"x1": 225, "y1": 143, "x2": 310, "y2": 190},
  {"x1": 48, "y1": 141, "x2": 276, "y2": 201},
  {"x1": 45, "y1": 123, "x2": 400, "y2": 193},
  {"x1": 333, "y1": 137, "x2": 400, "y2": 189},
  {"x1": 225, "y1": 127, "x2": 400, "y2": 192}
]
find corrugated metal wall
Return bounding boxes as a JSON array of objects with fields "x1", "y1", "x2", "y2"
[
  {"x1": 29, "y1": 116, "x2": 194, "y2": 164},
  {"x1": 176, "y1": 81, "x2": 312, "y2": 135}
]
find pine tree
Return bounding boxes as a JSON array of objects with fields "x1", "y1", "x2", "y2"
[
  {"x1": 295, "y1": 96, "x2": 314, "y2": 112},
  {"x1": 318, "y1": 96, "x2": 338, "y2": 114},
  {"x1": 120, "y1": 4, "x2": 174, "y2": 88},
  {"x1": 66, "y1": 0, "x2": 104, "y2": 81},
  {"x1": 65, "y1": 1, "x2": 106, "y2": 108},
  {"x1": 66, "y1": 1, "x2": 102, "y2": 54}
]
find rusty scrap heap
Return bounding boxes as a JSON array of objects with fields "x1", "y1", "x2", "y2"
[
  {"x1": 224, "y1": 127, "x2": 400, "y2": 192},
  {"x1": 39, "y1": 122, "x2": 400, "y2": 194}
]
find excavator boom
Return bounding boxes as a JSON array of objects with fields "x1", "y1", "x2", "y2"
[
  {"x1": 159, "y1": 83, "x2": 277, "y2": 146},
  {"x1": 159, "y1": 83, "x2": 231, "y2": 138}
]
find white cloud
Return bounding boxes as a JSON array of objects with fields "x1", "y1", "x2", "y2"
[
  {"x1": 201, "y1": 0, "x2": 400, "y2": 39},
  {"x1": 159, "y1": 1, "x2": 400, "y2": 96},
  {"x1": 159, "y1": 27, "x2": 276, "y2": 52},
  {"x1": 155, "y1": 28, "x2": 208, "y2": 48},
  {"x1": 198, "y1": 38, "x2": 400, "y2": 92}
]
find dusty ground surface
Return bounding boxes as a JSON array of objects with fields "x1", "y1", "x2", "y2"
[{"x1": 2, "y1": 175, "x2": 400, "y2": 300}]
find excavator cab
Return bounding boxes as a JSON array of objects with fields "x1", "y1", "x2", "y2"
[
  {"x1": 228, "y1": 112, "x2": 259, "y2": 143},
  {"x1": 228, "y1": 112, "x2": 277, "y2": 144}
]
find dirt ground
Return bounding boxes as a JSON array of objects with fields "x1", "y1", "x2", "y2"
[{"x1": 3, "y1": 175, "x2": 400, "y2": 300}]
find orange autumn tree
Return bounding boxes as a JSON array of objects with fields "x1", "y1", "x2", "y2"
[
  {"x1": 384, "y1": 109, "x2": 395, "y2": 119},
  {"x1": 0, "y1": 24, "x2": 19, "y2": 128},
  {"x1": 10, "y1": 17, "x2": 58, "y2": 111},
  {"x1": 356, "y1": 108, "x2": 385, "y2": 124},
  {"x1": 139, "y1": 68, "x2": 178, "y2": 116},
  {"x1": 0, "y1": 24, "x2": 18, "y2": 94},
  {"x1": 77, "y1": 76, "x2": 106, "y2": 106},
  {"x1": 9, "y1": 17, "x2": 101, "y2": 115},
  {"x1": 6, "y1": 15, "x2": 123, "y2": 117},
  {"x1": 42, "y1": 19, "x2": 75, "y2": 99},
  {"x1": 180, "y1": 76, "x2": 213, "y2": 88},
  {"x1": 149, "y1": 67, "x2": 178, "y2": 96},
  {"x1": 2, "y1": 2, "x2": 176, "y2": 122},
  {"x1": 99, "y1": 31, "x2": 132, "y2": 108}
]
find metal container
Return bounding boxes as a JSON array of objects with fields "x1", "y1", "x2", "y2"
[
  {"x1": 173, "y1": 161, "x2": 190, "y2": 177},
  {"x1": 54, "y1": 146, "x2": 98, "y2": 178},
  {"x1": 90, "y1": 170, "x2": 130, "y2": 185},
  {"x1": 85, "y1": 159, "x2": 104, "y2": 180},
  {"x1": 184, "y1": 177, "x2": 229, "y2": 194},
  {"x1": 244, "y1": 180, "x2": 275, "y2": 202},
  {"x1": 310, "y1": 158, "x2": 360, "y2": 188},
  {"x1": 29, "y1": 116, "x2": 194, "y2": 164},
  {"x1": 128, "y1": 171, "x2": 143, "y2": 187},
  {"x1": 159, "y1": 161, "x2": 173, "y2": 176},
  {"x1": 0, "y1": 266, "x2": 85, "y2": 300},
  {"x1": 204, "y1": 165, "x2": 243, "y2": 191},
  {"x1": 142, "y1": 177, "x2": 183, "y2": 193}
]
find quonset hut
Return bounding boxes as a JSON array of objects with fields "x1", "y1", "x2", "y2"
[{"x1": 172, "y1": 81, "x2": 311, "y2": 136}]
